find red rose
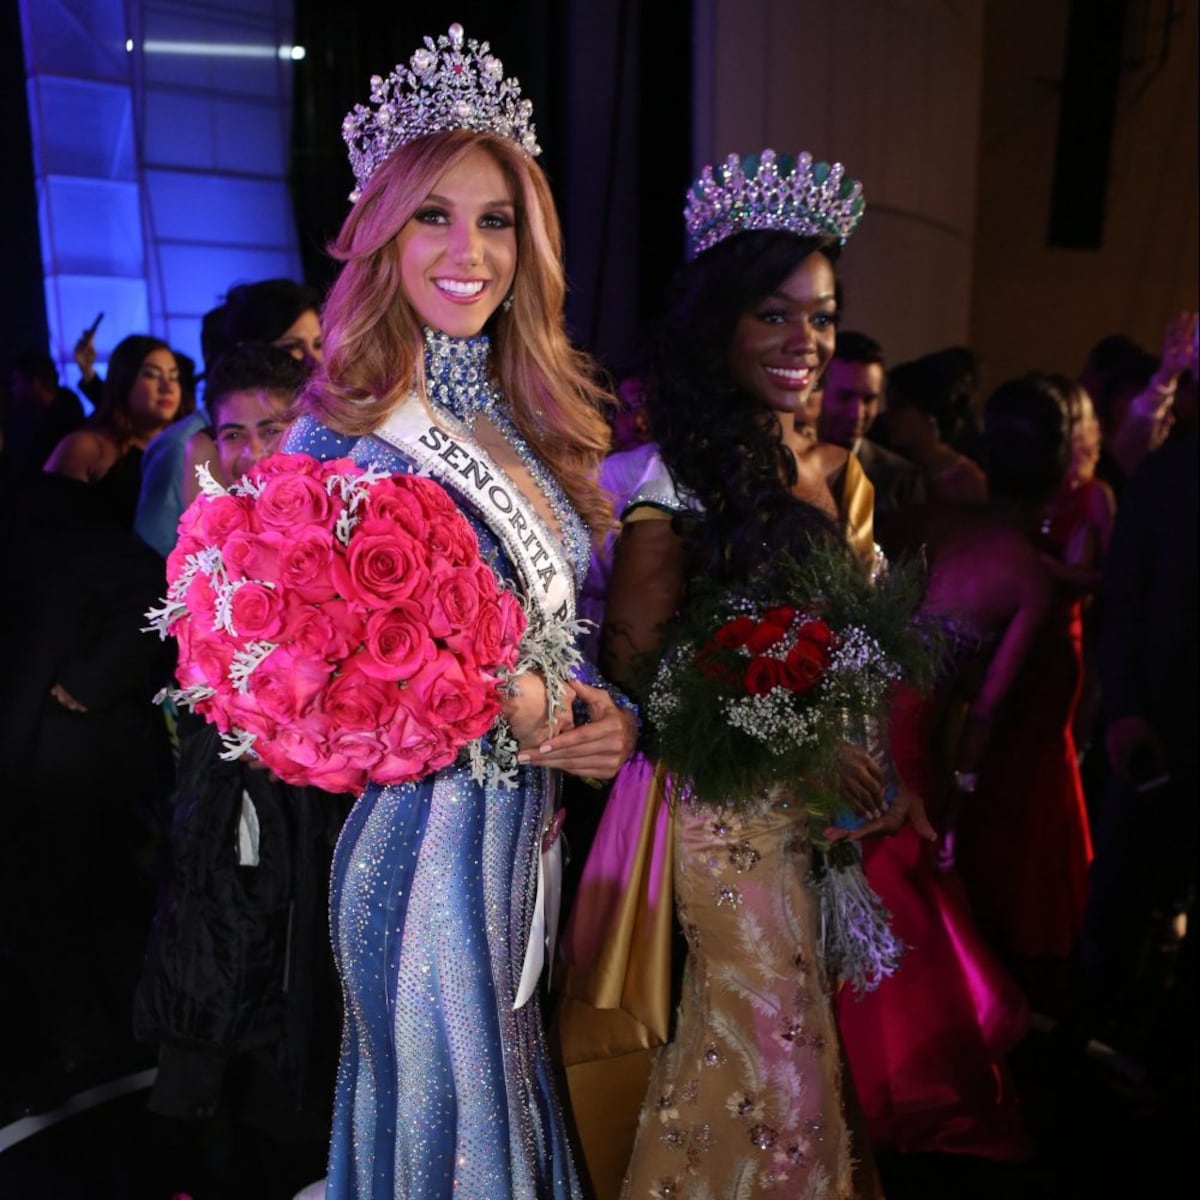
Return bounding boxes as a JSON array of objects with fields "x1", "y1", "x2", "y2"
[
  {"x1": 797, "y1": 618, "x2": 834, "y2": 651},
  {"x1": 255, "y1": 472, "x2": 333, "y2": 530},
  {"x1": 358, "y1": 602, "x2": 436, "y2": 680},
  {"x1": 275, "y1": 527, "x2": 337, "y2": 602},
  {"x1": 744, "y1": 655, "x2": 790, "y2": 696},
  {"x1": 744, "y1": 620, "x2": 790, "y2": 653},
  {"x1": 694, "y1": 645, "x2": 741, "y2": 685},
  {"x1": 784, "y1": 640, "x2": 828, "y2": 694},
  {"x1": 230, "y1": 583, "x2": 286, "y2": 640},
  {"x1": 763, "y1": 605, "x2": 798, "y2": 626},
  {"x1": 713, "y1": 616, "x2": 758, "y2": 649}
]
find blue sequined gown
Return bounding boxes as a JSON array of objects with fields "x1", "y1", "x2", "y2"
[{"x1": 283, "y1": 331, "x2": 588, "y2": 1199}]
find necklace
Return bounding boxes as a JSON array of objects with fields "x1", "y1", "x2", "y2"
[{"x1": 422, "y1": 327, "x2": 591, "y2": 580}]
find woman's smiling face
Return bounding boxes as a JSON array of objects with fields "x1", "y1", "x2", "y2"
[
  {"x1": 726, "y1": 251, "x2": 838, "y2": 419},
  {"x1": 395, "y1": 145, "x2": 517, "y2": 338}
]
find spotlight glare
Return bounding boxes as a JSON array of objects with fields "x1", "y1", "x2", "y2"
[{"x1": 125, "y1": 38, "x2": 134, "y2": 52}]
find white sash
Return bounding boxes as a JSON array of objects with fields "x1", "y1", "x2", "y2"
[
  {"x1": 375, "y1": 394, "x2": 570, "y2": 1009},
  {"x1": 376, "y1": 395, "x2": 574, "y2": 624}
]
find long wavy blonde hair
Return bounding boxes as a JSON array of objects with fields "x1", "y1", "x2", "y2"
[{"x1": 303, "y1": 129, "x2": 614, "y2": 534}]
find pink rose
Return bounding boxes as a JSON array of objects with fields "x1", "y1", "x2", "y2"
[
  {"x1": 166, "y1": 535, "x2": 205, "y2": 583},
  {"x1": 229, "y1": 583, "x2": 286, "y2": 640},
  {"x1": 281, "y1": 595, "x2": 362, "y2": 661},
  {"x1": 198, "y1": 494, "x2": 254, "y2": 542},
  {"x1": 322, "y1": 667, "x2": 399, "y2": 730},
  {"x1": 425, "y1": 511, "x2": 478, "y2": 568},
  {"x1": 255, "y1": 473, "x2": 333, "y2": 530},
  {"x1": 244, "y1": 647, "x2": 332, "y2": 725},
  {"x1": 427, "y1": 567, "x2": 482, "y2": 639},
  {"x1": 175, "y1": 624, "x2": 234, "y2": 692},
  {"x1": 184, "y1": 574, "x2": 219, "y2": 627},
  {"x1": 327, "y1": 727, "x2": 389, "y2": 773},
  {"x1": 358, "y1": 602, "x2": 437, "y2": 680},
  {"x1": 315, "y1": 456, "x2": 360, "y2": 483},
  {"x1": 408, "y1": 651, "x2": 499, "y2": 737},
  {"x1": 373, "y1": 696, "x2": 457, "y2": 784},
  {"x1": 344, "y1": 523, "x2": 428, "y2": 608},
  {"x1": 253, "y1": 451, "x2": 322, "y2": 480},
  {"x1": 276, "y1": 527, "x2": 338, "y2": 602},
  {"x1": 365, "y1": 483, "x2": 428, "y2": 538},
  {"x1": 410, "y1": 476, "x2": 459, "y2": 521},
  {"x1": 223, "y1": 530, "x2": 284, "y2": 581}
]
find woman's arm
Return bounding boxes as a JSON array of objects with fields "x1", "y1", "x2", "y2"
[
  {"x1": 43, "y1": 428, "x2": 110, "y2": 481},
  {"x1": 598, "y1": 514, "x2": 687, "y2": 688}
]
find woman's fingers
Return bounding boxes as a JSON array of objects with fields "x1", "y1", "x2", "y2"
[{"x1": 518, "y1": 684, "x2": 637, "y2": 780}]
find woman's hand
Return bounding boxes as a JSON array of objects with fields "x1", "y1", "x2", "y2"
[
  {"x1": 50, "y1": 682, "x2": 88, "y2": 713},
  {"x1": 833, "y1": 740, "x2": 885, "y2": 820},
  {"x1": 516, "y1": 679, "x2": 637, "y2": 781},
  {"x1": 502, "y1": 671, "x2": 571, "y2": 750},
  {"x1": 826, "y1": 784, "x2": 936, "y2": 845}
]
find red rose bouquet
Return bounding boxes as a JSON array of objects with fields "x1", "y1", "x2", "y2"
[
  {"x1": 146, "y1": 452, "x2": 526, "y2": 795},
  {"x1": 644, "y1": 540, "x2": 942, "y2": 991}
]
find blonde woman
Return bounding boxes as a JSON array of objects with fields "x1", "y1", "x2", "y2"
[{"x1": 283, "y1": 26, "x2": 637, "y2": 1200}]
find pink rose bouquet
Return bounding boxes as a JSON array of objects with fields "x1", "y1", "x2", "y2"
[{"x1": 146, "y1": 453, "x2": 526, "y2": 795}]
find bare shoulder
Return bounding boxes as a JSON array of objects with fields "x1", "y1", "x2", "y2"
[{"x1": 44, "y1": 427, "x2": 116, "y2": 480}]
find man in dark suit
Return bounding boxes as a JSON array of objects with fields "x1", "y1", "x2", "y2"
[{"x1": 820, "y1": 331, "x2": 924, "y2": 554}]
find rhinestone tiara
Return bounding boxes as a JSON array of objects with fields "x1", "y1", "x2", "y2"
[
  {"x1": 683, "y1": 149, "x2": 865, "y2": 260},
  {"x1": 341, "y1": 22, "x2": 540, "y2": 203}
]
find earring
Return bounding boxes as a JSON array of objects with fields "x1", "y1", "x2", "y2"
[{"x1": 501, "y1": 293, "x2": 514, "y2": 313}]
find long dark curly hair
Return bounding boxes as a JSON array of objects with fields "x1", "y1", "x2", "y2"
[{"x1": 647, "y1": 230, "x2": 844, "y2": 585}]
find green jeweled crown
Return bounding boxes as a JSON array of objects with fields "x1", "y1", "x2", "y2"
[{"x1": 684, "y1": 149, "x2": 865, "y2": 260}]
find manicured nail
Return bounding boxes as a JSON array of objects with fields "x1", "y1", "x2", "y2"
[
  {"x1": 540, "y1": 742, "x2": 553, "y2": 753},
  {"x1": 517, "y1": 753, "x2": 530, "y2": 764}
]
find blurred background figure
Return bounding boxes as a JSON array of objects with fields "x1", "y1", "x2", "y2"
[
  {"x1": 881, "y1": 348, "x2": 988, "y2": 507},
  {"x1": 947, "y1": 375, "x2": 1091, "y2": 1018},
  {"x1": 134, "y1": 278, "x2": 324, "y2": 557},
  {"x1": 1074, "y1": 322, "x2": 1197, "y2": 1111},
  {"x1": 134, "y1": 343, "x2": 344, "y2": 1200},
  {"x1": 1081, "y1": 312, "x2": 1198, "y2": 495},
  {"x1": 820, "y1": 330, "x2": 924, "y2": 556},
  {"x1": 1, "y1": 351, "x2": 84, "y2": 485},
  {"x1": 44, "y1": 334, "x2": 193, "y2": 531}
]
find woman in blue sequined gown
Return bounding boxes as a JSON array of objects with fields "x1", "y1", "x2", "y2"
[{"x1": 282, "y1": 69, "x2": 638, "y2": 1200}]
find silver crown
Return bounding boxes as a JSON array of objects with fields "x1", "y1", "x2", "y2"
[
  {"x1": 341, "y1": 22, "x2": 540, "y2": 202},
  {"x1": 683, "y1": 149, "x2": 865, "y2": 260}
]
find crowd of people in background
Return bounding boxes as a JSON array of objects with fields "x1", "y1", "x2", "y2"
[{"x1": 0, "y1": 262, "x2": 1195, "y2": 1197}]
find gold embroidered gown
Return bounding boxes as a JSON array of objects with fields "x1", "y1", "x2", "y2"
[{"x1": 558, "y1": 450, "x2": 882, "y2": 1200}]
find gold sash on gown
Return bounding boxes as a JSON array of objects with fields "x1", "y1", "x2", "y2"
[{"x1": 552, "y1": 758, "x2": 675, "y2": 1200}]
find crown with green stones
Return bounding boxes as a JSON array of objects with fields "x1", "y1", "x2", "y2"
[
  {"x1": 683, "y1": 149, "x2": 865, "y2": 260},
  {"x1": 341, "y1": 22, "x2": 540, "y2": 203}
]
